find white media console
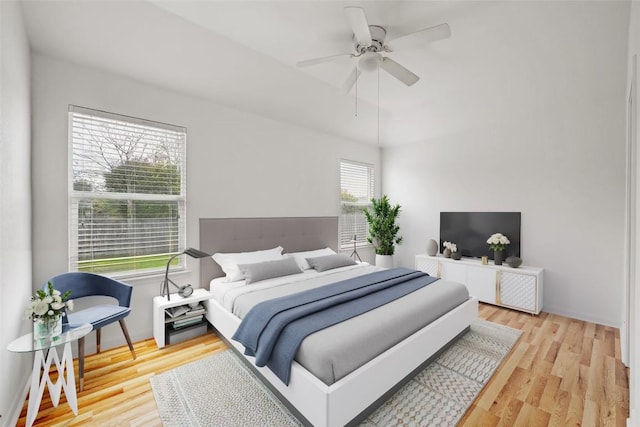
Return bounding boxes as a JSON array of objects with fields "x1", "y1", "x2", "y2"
[{"x1": 415, "y1": 254, "x2": 543, "y2": 314}]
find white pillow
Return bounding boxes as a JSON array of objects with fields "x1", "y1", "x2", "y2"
[
  {"x1": 284, "y1": 247, "x2": 336, "y2": 270},
  {"x1": 212, "y1": 246, "x2": 284, "y2": 282}
]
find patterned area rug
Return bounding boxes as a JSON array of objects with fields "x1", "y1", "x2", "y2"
[{"x1": 150, "y1": 320, "x2": 521, "y2": 426}]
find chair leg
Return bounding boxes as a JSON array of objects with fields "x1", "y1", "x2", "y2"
[
  {"x1": 77, "y1": 336, "x2": 85, "y2": 392},
  {"x1": 96, "y1": 328, "x2": 101, "y2": 353},
  {"x1": 119, "y1": 319, "x2": 136, "y2": 360}
]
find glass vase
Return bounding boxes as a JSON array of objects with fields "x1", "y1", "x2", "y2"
[{"x1": 33, "y1": 316, "x2": 62, "y2": 340}]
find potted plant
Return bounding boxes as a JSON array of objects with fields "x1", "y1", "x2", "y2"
[
  {"x1": 363, "y1": 195, "x2": 402, "y2": 268},
  {"x1": 487, "y1": 232, "x2": 510, "y2": 265}
]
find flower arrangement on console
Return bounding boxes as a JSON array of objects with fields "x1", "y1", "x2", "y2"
[
  {"x1": 443, "y1": 241, "x2": 457, "y2": 253},
  {"x1": 442, "y1": 241, "x2": 457, "y2": 258},
  {"x1": 25, "y1": 282, "x2": 73, "y2": 337},
  {"x1": 487, "y1": 233, "x2": 510, "y2": 265}
]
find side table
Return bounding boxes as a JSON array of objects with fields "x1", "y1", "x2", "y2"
[
  {"x1": 8, "y1": 323, "x2": 92, "y2": 427},
  {"x1": 153, "y1": 288, "x2": 211, "y2": 348}
]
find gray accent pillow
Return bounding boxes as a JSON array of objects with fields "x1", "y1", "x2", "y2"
[
  {"x1": 306, "y1": 253, "x2": 356, "y2": 272},
  {"x1": 238, "y1": 257, "x2": 303, "y2": 284}
]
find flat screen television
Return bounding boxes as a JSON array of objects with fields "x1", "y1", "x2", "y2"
[{"x1": 440, "y1": 212, "x2": 521, "y2": 259}]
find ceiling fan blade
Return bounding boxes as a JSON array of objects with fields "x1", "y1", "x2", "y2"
[
  {"x1": 341, "y1": 67, "x2": 361, "y2": 95},
  {"x1": 380, "y1": 57, "x2": 420, "y2": 86},
  {"x1": 387, "y1": 23, "x2": 451, "y2": 51},
  {"x1": 345, "y1": 6, "x2": 372, "y2": 47},
  {"x1": 296, "y1": 53, "x2": 353, "y2": 68}
]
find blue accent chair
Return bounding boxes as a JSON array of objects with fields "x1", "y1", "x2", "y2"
[{"x1": 47, "y1": 272, "x2": 136, "y2": 391}]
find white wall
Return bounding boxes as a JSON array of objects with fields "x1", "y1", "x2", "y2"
[
  {"x1": 31, "y1": 54, "x2": 380, "y2": 353},
  {"x1": 626, "y1": 1, "x2": 640, "y2": 424},
  {"x1": 0, "y1": 1, "x2": 33, "y2": 424},
  {"x1": 382, "y1": 1, "x2": 629, "y2": 327}
]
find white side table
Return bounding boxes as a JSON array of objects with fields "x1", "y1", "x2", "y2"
[
  {"x1": 153, "y1": 288, "x2": 212, "y2": 348},
  {"x1": 8, "y1": 323, "x2": 92, "y2": 427}
]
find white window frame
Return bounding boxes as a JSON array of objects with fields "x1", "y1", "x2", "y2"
[
  {"x1": 339, "y1": 159, "x2": 375, "y2": 250},
  {"x1": 68, "y1": 105, "x2": 187, "y2": 279}
]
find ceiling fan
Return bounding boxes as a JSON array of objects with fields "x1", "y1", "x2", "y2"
[{"x1": 297, "y1": 6, "x2": 451, "y2": 94}]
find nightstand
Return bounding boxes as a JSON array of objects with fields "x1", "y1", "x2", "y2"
[{"x1": 152, "y1": 288, "x2": 212, "y2": 348}]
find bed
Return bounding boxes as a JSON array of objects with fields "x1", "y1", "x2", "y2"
[{"x1": 199, "y1": 217, "x2": 478, "y2": 427}]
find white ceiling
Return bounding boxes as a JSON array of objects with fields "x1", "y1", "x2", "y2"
[{"x1": 19, "y1": 0, "x2": 622, "y2": 146}]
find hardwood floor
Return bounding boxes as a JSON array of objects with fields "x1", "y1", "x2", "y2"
[
  {"x1": 17, "y1": 303, "x2": 629, "y2": 426},
  {"x1": 461, "y1": 304, "x2": 629, "y2": 427}
]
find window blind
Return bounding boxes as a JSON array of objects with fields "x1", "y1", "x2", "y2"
[
  {"x1": 340, "y1": 160, "x2": 375, "y2": 249},
  {"x1": 69, "y1": 106, "x2": 187, "y2": 277}
]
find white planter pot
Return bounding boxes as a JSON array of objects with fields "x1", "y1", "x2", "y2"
[{"x1": 375, "y1": 254, "x2": 394, "y2": 269}]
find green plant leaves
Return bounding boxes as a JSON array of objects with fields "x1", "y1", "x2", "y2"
[{"x1": 363, "y1": 195, "x2": 402, "y2": 256}]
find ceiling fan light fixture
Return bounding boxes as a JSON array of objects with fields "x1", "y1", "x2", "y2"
[
  {"x1": 358, "y1": 52, "x2": 382, "y2": 72},
  {"x1": 297, "y1": 6, "x2": 450, "y2": 88}
]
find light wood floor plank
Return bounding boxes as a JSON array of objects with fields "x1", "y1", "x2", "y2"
[
  {"x1": 514, "y1": 401, "x2": 552, "y2": 426},
  {"x1": 538, "y1": 374, "x2": 562, "y2": 414},
  {"x1": 496, "y1": 397, "x2": 523, "y2": 426},
  {"x1": 548, "y1": 389, "x2": 572, "y2": 427},
  {"x1": 566, "y1": 393, "x2": 586, "y2": 426},
  {"x1": 17, "y1": 303, "x2": 629, "y2": 426}
]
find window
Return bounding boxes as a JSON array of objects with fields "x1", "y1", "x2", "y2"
[
  {"x1": 69, "y1": 106, "x2": 187, "y2": 277},
  {"x1": 340, "y1": 160, "x2": 375, "y2": 250}
]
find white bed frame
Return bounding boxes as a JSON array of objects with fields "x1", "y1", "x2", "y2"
[
  {"x1": 198, "y1": 217, "x2": 478, "y2": 426},
  {"x1": 204, "y1": 296, "x2": 478, "y2": 426}
]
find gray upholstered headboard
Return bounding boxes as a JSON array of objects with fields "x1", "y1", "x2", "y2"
[{"x1": 199, "y1": 217, "x2": 338, "y2": 288}]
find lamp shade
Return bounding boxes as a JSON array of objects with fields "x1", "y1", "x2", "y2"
[
  {"x1": 162, "y1": 247, "x2": 210, "y2": 300},
  {"x1": 183, "y1": 248, "x2": 210, "y2": 258}
]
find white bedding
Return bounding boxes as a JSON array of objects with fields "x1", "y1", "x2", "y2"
[
  {"x1": 209, "y1": 263, "x2": 471, "y2": 386},
  {"x1": 210, "y1": 262, "x2": 377, "y2": 314}
]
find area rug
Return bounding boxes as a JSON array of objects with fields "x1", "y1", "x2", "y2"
[{"x1": 150, "y1": 320, "x2": 521, "y2": 426}]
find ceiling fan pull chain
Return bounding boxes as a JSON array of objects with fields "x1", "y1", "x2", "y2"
[
  {"x1": 377, "y1": 66, "x2": 380, "y2": 145},
  {"x1": 355, "y1": 69, "x2": 358, "y2": 119}
]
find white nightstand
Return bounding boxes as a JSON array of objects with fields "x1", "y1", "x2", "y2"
[{"x1": 152, "y1": 288, "x2": 212, "y2": 348}]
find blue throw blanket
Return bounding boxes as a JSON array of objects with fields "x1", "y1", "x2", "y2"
[{"x1": 232, "y1": 268, "x2": 438, "y2": 384}]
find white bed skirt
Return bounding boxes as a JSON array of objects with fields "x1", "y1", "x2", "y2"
[{"x1": 204, "y1": 296, "x2": 478, "y2": 427}]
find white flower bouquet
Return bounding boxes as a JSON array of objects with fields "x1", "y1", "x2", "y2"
[
  {"x1": 487, "y1": 233, "x2": 510, "y2": 252},
  {"x1": 25, "y1": 281, "x2": 73, "y2": 324},
  {"x1": 443, "y1": 241, "x2": 458, "y2": 253}
]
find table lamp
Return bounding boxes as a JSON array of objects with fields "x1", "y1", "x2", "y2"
[{"x1": 162, "y1": 248, "x2": 210, "y2": 300}]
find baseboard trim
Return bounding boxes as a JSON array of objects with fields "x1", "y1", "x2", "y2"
[
  {"x1": 629, "y1": 408, "x2": 639, "y2": 427},
  {"x1": 542, "y1": 304, "x2": 620, "y2": 328}
]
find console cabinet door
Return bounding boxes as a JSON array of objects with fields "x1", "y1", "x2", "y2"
[
  {"x1": 499, "y1": 271, "x2": 537, "y2": 313},
  {"x1": 439, "y1": 261, "x2": 467, "y2": 284},
  {"x1": 415, "y1": 256, "x2": 439, "y2": 277},
  {"x1": 466, "y1": 265, "x2": 497, "y2": 304}
]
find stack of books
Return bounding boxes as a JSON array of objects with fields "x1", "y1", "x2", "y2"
[
  {"x1": 165, "y1": 305, "x2": 190, "y2": 318},
  {"x1": 172, "y1": 315, "x2": 203, "y2": 329},
  {"x1": 166, "y1": 304, "x2": 207, "y2": 329}
]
